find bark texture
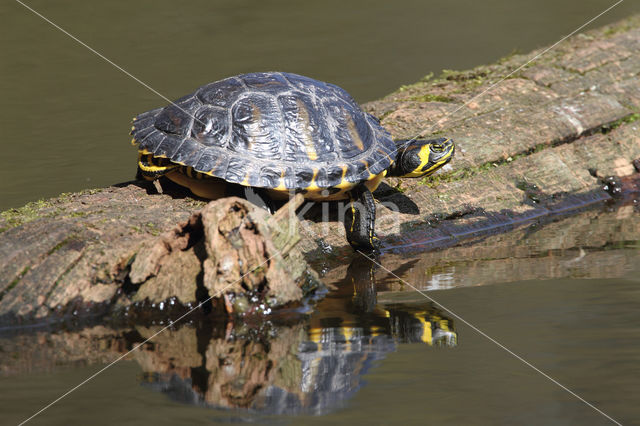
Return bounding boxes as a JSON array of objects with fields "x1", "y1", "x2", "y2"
[{"x1": 0, "y1": 193, "x2": 320, "y2": 323}]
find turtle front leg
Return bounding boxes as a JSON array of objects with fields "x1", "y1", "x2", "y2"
[{"x1": 344, "y1": 184, "x2": 379, "y2": 251}]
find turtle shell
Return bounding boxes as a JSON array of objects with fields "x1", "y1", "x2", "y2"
[{"x1": 131, "y1": 72, "x2": 396, "y2": 191}]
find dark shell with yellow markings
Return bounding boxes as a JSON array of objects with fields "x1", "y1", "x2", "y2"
[{"x1": 131, "y1": 72, "x2": 396, "y2": 190}]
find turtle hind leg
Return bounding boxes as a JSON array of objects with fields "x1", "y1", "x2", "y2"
[{"x1": 344, "y1": 184, "x2": 379, "y2": 251}]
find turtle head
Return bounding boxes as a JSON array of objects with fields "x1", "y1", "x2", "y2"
[{"x1": 389, "y1": 137, "x2": 455, "y2": 178}]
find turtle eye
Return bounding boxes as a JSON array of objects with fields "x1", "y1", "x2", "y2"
[{"x1": 431, "y1": 143, "x2": 444, "y2": 153}]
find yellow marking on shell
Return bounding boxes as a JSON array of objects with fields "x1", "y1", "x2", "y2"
[
  {"x1": 296, "y1": 99, "x2": 318, "y2": 161},
  {"x1": 202, "y1": 158, "x2": 223, "y2": 177},
  {"x1": 335, "y1": 166, "x2": 352, "y2": 190},
  {"x1": 267, "y1": 167, "x2": 387, "y2": 202},
  {"x1": 251, "y1": 101, "x2": 261, "y2": 120},
  {"x1": 147, "y1": 152, "x2": 169, "y2": 159},
  {"x1": 131, "y1": 138, "x2": 137, "y2": 146},
  {"x1": 378, "y1": 148, "x2": 393, "y2": 165},
  {"x1": 240, "y1": 172, "x2": 250, "y2": 186},
  {"x1": 273, "y1": 170, "x2": 287, "y2": 192},
  {"x1": 360, "y1": 160, "x2": 375, "y2": 181},
  {"x1": 131, "y1": 126, "x2": 135, "y2": 131},
  {"x1": 132, "y1": 117, "x2": 137, "y2": 121},
  {"x1": 345, "y1": 111, "x2": 365, "y2": 151},
  {"x1": 306, "y1": 168, "x2": 321, "y2": 191}
]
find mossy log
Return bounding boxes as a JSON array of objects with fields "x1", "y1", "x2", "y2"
[{"x1": 1, "y1": 15, "x2": 640, "y2": 321}]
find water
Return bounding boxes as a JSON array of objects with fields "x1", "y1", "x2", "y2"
[
  {"x1": 1, "y1": 202, "x2": 639, "y2": 424},
  {"x1": 1, "y1": 0, "x2": 638, "y2": 210}
]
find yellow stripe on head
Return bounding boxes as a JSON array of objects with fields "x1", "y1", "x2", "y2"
[
  {"x1": 420, "y1": 158, "x2": 450, "y2": 177},
  {"x1": 401, "y1": 138, "x2": 454, "y2": 178}
]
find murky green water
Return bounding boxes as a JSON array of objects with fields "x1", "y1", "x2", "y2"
[
  {"x1": 1, "y1": 202, "x2": 640, "y2": 424},
  {"x1": 1, "y1": 0, "x2": 638, "y2": 210}
]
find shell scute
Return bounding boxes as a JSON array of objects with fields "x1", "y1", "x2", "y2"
[
  {"x1": 258, "y1": 165, "x2": 283, "y2": 188},
  {"x1": 154, "y1": 96, "x2": 199, "y2": 136},
  {"x1": 323, "y1": 97, "x2": 373, "y2": 159},
  {"x1": 230, "y1": 94, "x2": 282, "y2": 160},
  {"x1": 197, "y1": 77, "x2": 245, "y2": 107},
  {"x1": 241, "y1": 72, "x2": 291, "y2": 95},
  {"x1": 344, "y1": 161, "x2": 369, "y2": 183},
  {"x1": 294, "y1": 166, "x2": 315, "y2": 189},
  {"x1": 196, "y1": 148, "x2": 228, "y2": 177},
  {"x1": 153, "y1": 134, "x2": 184, "y2": 159},
  {"x1": 278, "y1": 93, "x2": 336, "y2": 163},
  {"x1": 170, "y1": 138, "x2": 202, "y2": 166},
  {"x1": 224, "y1": 157, "x2": 252, "y2": 184},
  {"x1": 191, "y1": 106, "x2": 229, "y2": 148}
]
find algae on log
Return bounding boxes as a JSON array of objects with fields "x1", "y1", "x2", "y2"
[{"x1": 0, "y1": 193, "x2": 321, "y2": 323}]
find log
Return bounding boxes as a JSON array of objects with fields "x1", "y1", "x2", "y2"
[
  {"x1": 1, "y1": 15, "x2": 640, "y2": 321},
  {"x1": 0, "y1": 193, "x2": 322, "y2": 323}
]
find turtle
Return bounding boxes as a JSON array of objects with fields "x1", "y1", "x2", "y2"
[{"x1": 131, "y1": 72, "x2": 454, "y2": 250}]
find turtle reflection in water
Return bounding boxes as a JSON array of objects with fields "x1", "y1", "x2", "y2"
[
  {"x1": 131, "y1": 72, "x2": 454, "y2": 250},
  {"x1": 138, "y1": 258, "x2": 456, "y2": 415},
  {"x1": 139, "y1": 303, "x2": 456, "y2": 414}
]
